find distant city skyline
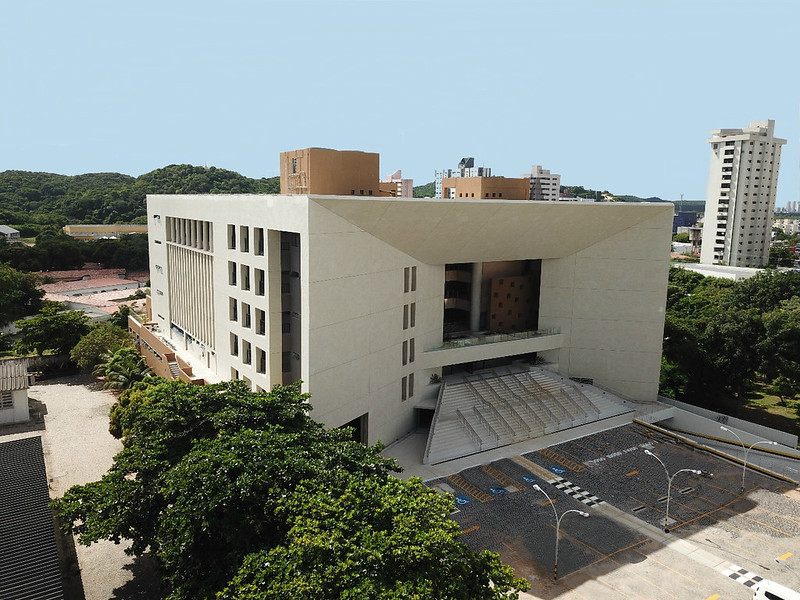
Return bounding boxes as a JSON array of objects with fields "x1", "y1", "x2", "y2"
[{"x1": 2, "y1": 1, "x2": 799, "y2": 207}]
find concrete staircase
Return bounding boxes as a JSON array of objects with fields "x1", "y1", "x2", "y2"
[{"x1": 423, "y1": 365, "x2": 633, "y2": 465}]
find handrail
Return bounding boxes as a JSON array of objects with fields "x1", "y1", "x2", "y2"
[
  {"x1": 472, "y1": 407, "x2": 499, "y2": 445},
  {"x1": 456, "y1": 408, "x2": 483, "y2": 450},
  {"x1": 431, "y1": 327, "x2": 560, "y2": 351}
]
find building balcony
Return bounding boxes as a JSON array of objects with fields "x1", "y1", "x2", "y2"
[{"x1": 423, "y1": 328, "x2": 562, "y2": 369}]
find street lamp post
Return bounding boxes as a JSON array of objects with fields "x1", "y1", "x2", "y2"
[
  {"x1": 774, "y1": 557, "x2": 800, "y2": 584},
  {"x1": 720, "y1": 425, "x2": 778, "y2": 493},
  {"x1": 644, "y1": 449, "x2": 701, "y2": 533},
  {"x1": 532, "y1": 484, "x2": 589, "y2": 580}
]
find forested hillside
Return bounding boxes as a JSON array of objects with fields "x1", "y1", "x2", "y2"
[{"x1": 0, "y1": 166, "x2": 280, "y2": 229}]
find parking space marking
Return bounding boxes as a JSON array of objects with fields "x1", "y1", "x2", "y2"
[
  {"x1": 779, "y1": 551, "x2": 793, "y2": 561},
  {"x1": 446, "y1": 474, "x2": 493, "y2": 503},
  {"x1": 625, "y1": 470, "x2": 639, "y2": 476},
  {"x1": 537, "y1": 447, "x2": 587, "y2": 473},
  {"x1": 703, "y1": 595, "x2": 720, "y2": 600},
  {"x1": 482, "y1": 464, "x2": 518, "y2": 490},
  {"x1": 461, "y1": 525, "x2": 480, "y2": 535},
  {"x1": 723, "y1": 564, "x2": 764, "y2": 588}
]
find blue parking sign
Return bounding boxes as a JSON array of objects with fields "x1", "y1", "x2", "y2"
[
  {"x1": 455, "y1": 495, "x2": 471, "y2": 505},
  {"x1": 489, "y1": 486, "x2": 507, "y2": 495},
  {"x1": 522, "y1": 475, "x2": 537, "y2": 484},
  {"x1": 549, "y1": 467, "x2": 566, "y2": 475}
]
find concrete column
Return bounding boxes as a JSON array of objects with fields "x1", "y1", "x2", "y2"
[{"x1": 470, "y1": 262, "x2": 482, "y2": 331}]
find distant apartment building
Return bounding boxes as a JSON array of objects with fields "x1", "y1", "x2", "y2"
[
  {"x1": 435, "y1": 157, "x2": 492, "y2": 198},
  {"x1": 62, "y1": 224, "x2": 147, "y2": 240},
  {"x1": 382, "y1": 170, "x2": 413, "y2": 198},
  {"x1": 774, "y1": 218, "x2": 800, "y2": 236},
  {"x1": 523, "y1": 166, "x2": 561, "y2": 202},
  {"x1": 700, "y1": 120, "x2": 786, "y2": 267}
]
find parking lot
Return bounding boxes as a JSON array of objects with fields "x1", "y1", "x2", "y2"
[{"x1": 427, "y1": 423, "x2": 800, "y2": 599}]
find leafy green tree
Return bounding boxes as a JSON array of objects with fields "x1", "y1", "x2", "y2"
[
  {"x1": 94, "y1": 346, "x2": 151, "y2": 390},
  {"x1": 0, "y1": 262, "x2": 44, "y2": 325},
  {"x1": 219, "y1": 476, "x2": 527, "y2": 600},
  {"x1": 69, "y1": 323, "x2": 131, "y2": 370},
  {"x1": 14, "y1": 302, "x2": 89, "y2": 355},
  {"x1": 760, "y1": 296, "x2": 800, "y2": 394},
  {"x1": 108, "y1": 304, "x2": 133, "y2": 329},
  {"x1": 53, "y1": 381, "x2": 527, "y2": 600}
]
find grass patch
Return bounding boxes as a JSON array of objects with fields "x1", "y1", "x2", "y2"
[{"x1": 737, "y1": 386, "x2": 800, "y2": 437}]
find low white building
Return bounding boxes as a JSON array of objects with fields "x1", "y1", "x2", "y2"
[
  {"x1": 145, "y1": 194, "x2": 673, "y2": 448},
  {"x1": 0, "y1": 358, "x2": 30, "y2": 425}
]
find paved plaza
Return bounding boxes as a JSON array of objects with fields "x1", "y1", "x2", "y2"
[{"x1": 426, "y1": 423, "x2": 800, "y2": 599}]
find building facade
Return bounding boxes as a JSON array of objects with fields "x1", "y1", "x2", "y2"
[
  {"x1": 0, "y1": 357, "x2": 30, "y2": 425},
  {"x1": 382, "y1": 170, "x2": 414, "y2": 198},
  {"x1": 700, "y1": 120, "x2": 786, "y2": 267},
  {"x1": 440, "y1": 176, "x2": 529, "y2": 200},
  {"x1": 62, "y1": 224, "x2": 147, "y2": 240},
  {"x1": 144, "y1": 193, "x2": 672, "y2": 447},
  {"x1": 524, "y1": 166, "x2": 561, "y2": 202},
  {"x1": 434, "y1": 157, "x2": 492, "y2": 198}
]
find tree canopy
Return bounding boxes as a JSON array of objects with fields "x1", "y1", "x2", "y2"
[
  {"x1": 661, "y1": 267, "x2": 800, "y2": 406},
  {"x1": 14, "y1": 302, "x2": 89, "y2": 356},
  {"x1": 0, "y1": 165, "x2": 280, "y2": 227},
  {"x1": 70, "y1": 322, "x2": 132, "y2": 370},
  {"x1": 0, "y1": 262, "x2": 43, "y2": 325},
  {"x1": 53, "y1": 381, "x2": 527, "y2": 600}
]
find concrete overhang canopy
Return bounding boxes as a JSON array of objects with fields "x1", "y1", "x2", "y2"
[{"x1": 311, "y1": 196, "x2": 672, "y2": 264}]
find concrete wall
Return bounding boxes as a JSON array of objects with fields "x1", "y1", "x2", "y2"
[
  {"x1": 538, "y1": 208, "x2": 672, "y2": 401},
  {"x1": 441, "y1": 176, "x2": 529, "y2": 201}
]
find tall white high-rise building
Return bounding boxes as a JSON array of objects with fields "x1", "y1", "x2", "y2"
[{"x1": 700, "y1": 120, "x2": 786, "y2": 267}]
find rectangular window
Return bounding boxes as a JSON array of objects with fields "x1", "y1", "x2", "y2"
[
  {"x1": 255, "y1": 228, "x2": 265, "y2": 255},
  {"x1": 230, "y1": 333, "x2": 239, "y2": 357},
  {"x1": 240, "y1": 226, "x2": 249, "y2": 253},
  {"x1": 257, "y1": 348, "x2": 266, "y2": 374},
  {"x1": 231, "y1": 368, "x2": 239, "y2": 380},
  {"x1": 410, "y1": 303, "x2": 416, "y2": 328},
  {"x1": 255, "y1": 268, "x2": 265, "y2": 296},
  {"x1": 403, "y1": 304, "x2": 409, "y2": 329},
  {"x1": 409, "y1": 338, "x2": 415, "y2": 363},
  {"x1": 0, "y1": 391, "x2": 12, "y2": 409},
  {"x1": 404, "y1": 267, "x2": 410, "y2": 293},
  {"x1": 242, "y1": 303, "x2": 251, "y2": 328},
  {"x1": 256, "y1": 308, "x2": 266, "y2": 335},
  {"x1": 228, "y1": 224, "x2": 236, "y2": 249},
  {"x1": 241, "y1": 265, "x2": 251, "y2": 291},
  {"x1": 401, "y1": 376, "x2": 408, "y2": 401},
  {"x1": 242, "y1": 340, "x2": 252, "y2": 365},
  {"x1": 229, "y1": 261, "x2": 237, "y2": 286},
  {"x1": 409, "y1": 373, "x2": 414, "y2": 397},
  {"x1": 402, "y1": 340, "x2": 408, "y2": 365},
  {"x1": 411, "y1": 266, "x2": 417, "y2": 291},
  {"x1": 229, "y1": 298, "x2": 238, "y2": 321}
]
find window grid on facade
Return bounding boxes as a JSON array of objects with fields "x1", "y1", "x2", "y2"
[
  {"x1": 230, "y1": 333, "x2": 239, "y2": 356},
  {"x1": 228, "y1": 224, "x2": 236, "y2": 249},
  {"x1": 228, "y1": 261, "x2": 237, "y2": 285},
  {"x1": 240, "y1": 226, "x2": 249, "y2": 253},
  {"x1": 242, "y1": 303, "x2": 251, "y2": 328},
  {"x1": 0, "y1": 391, "x2": 12, "y2": 409},
  {"x1": 255, "y1": 228, "x2": 265, "y2": 255},
  {"x1": 165, "y1": 217, "x2": 212, "y2": 251},
  {"x1": 241, "y1": 265, "x2": 251, "y2": 291},
  {"x1": 256, "y1": 309, "x2": 266, "y2": 335},
  {"x1": 229, "y1": 298, "x2": 238, "y2": 321},
  {"x1": 243, "y1": 340, "x2": 252, "y2": 365}
]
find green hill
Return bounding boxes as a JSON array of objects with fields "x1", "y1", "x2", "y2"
[{"x1": 0, "y1": 166, "x2": 280, "y2": 228}]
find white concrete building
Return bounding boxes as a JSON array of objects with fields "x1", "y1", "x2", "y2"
[
  {"x1": 0, "y1": 358, "x2": 30, "y2": 425},
  {"x1": 774, "y1": 218, "x2": 800, "y2": 235},
  {"x1": 700, "y1": 120, "x2": 786, "y2": 267},
  {"x1": 523, "y1": 165, "x2": 561, "y2": 202},
  {"x1": 434, "y1": 157, "x2": 492, "y2": 198},
  {"x1": 146, "y1": 194, "x2": 672, "y2": 448}
]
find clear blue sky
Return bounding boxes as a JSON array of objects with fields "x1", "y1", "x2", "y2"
[{"x1": 2, "y1": 0, "x2": 798, "y2": 206}]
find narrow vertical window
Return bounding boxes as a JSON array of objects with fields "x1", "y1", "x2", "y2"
[
  {"x1": 402, "y1": 340, "x2": 408, "y2": 366},
  {"x1": 410, "y1": 303, "x2": 416, "y2": 328},
  {"x1": 404, "y1": 267, "x2": 410, "y2": 293},
  {"x1": 403, "y1": 304, "x2": 409, "y2": 330},
  {"x1": 411, "y1": 266, "x2": 417, "y2": 291},
  {"x1": 228, "y1": 224, "x2": 236, "y2": 249},
  {"x1": 401, "y1": 376, "x2": 407, "y2": 401},
  {"x1": 409, "y1": 339, "x2": 415, "y2": 363}
]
